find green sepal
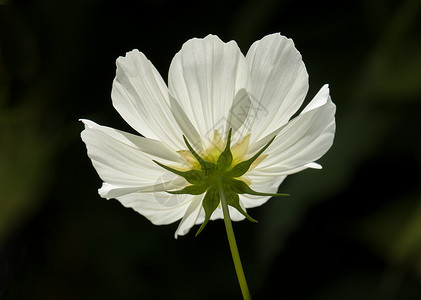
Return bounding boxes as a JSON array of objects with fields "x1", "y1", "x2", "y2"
[
  {"x1": 196, "y1": 187, "x2": 219, "y2": 236},
  {"x1": 183, "y1": 136, "x2": 217, "y2": 176},
  {"x1": 153, "y1": 160, "x2": 205, "y2": 184},
  {"x1": 217, "y1": 128, "x2": 233, "y2": 171},
  {"x1": 229, "y1": 179, "x2": 289, "y2": 197},
  {"x1": 225, "y1": 190, "x2": 258, "y2": 223},
  {"x1": 227, "y1": 135, "x2": 276, "y2": 178},
  {"x1": 167, "y1": 184, "x2": 208, "y2": 195}
]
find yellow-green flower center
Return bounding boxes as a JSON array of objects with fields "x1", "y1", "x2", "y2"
[
  {"x1": 177, "y1": 130, "x2": 267, "y2": 178},
  {"x1": 153, "y1": 129, "x2": 288, "y2": 235}
]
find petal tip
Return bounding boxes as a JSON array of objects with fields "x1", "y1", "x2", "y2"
[
  {"x1": 80, "y1": 119, "x2": 97, "y2": 130},
  {"x1": 115, "y1": 49, "x2": 146, "y2": 69}
]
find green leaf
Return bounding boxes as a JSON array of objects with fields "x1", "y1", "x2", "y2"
[
  {"x1": 225, "y1": 190, "x2": 257, "y2": 223},
  {"x1": 153, "y1": 160, "x2": 205, "y2": 184},
  {"x1": 196, "y1": 187, "x2": 219, "y2": 236},
  {"x1": 183, "y1": 136, "x2": 217, "y2": 176},
  {"x1": 217, "y1": 128, "x2": 233, "y2": 171},
  {"x1": 227, "y1": 135, "x2": 276, "y2": 178},
  {"x1": 167, "y1": 184, "x2": 208, "y2": 195},
  {"x1": 229, "y1": 179, "x2": 289, "y2": 197}
]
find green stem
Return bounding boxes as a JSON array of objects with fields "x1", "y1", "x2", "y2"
[{"x1": 217, "y1": 177, "x2": 251, "y2": 300}]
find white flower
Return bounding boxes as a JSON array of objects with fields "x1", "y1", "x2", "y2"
[{"x1": 80, "y1": 33, "x2": 336, "y2": 238}]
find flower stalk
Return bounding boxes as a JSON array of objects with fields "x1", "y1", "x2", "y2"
[{"x1": 217, "y1": 177, "x2": 251, "y2": 300}]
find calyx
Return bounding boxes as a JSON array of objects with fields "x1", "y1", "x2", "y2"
[{"x1": 154, "y1": 129, "x2": 288, "y2": 235}]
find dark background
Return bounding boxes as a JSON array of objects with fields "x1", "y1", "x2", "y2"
[{"x1": 1, "y1": 0, "x2": 421, "y2": 299}]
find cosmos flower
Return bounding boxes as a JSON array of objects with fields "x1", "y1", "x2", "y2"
[{"x1": 81, "y1": 33, "x2": 336, "y2": 238}]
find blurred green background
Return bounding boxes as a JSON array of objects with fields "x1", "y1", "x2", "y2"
[{"x1": 1, "y1": 0, "x2": 421, "y2": 299}]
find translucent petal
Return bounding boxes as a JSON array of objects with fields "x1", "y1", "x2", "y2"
[
  {"x1": 226, "y1": 89, "x2": 252, "y2": 138},
  {"x1": 208, "y1": 206, "x2": 247, "y2": 222},
  {"x1": 112, "y1": 50, "x2": 184, "y2": 149},
  {"x1": 168, "y1": 35, "x2": 248, "y2": 145},
  {"x1": 81, "y1": 120, "x2": 183, "y2": 162},
  {"x1": 254, "y1": 85, "x2": 336, "y2": 174},
  {"x1": 187, "y1": 192, "x2": 247, "y2": 223},
  {"x1": 174, "y1": 195, "x2": 203, "y2": 238},
  {"x1": 117, "y1": 192, "x2": 194, "y2": 226},
  {"x1": 169, "y1": 93, "x2": 204, "y2": 152},
  {"x1": 80, "y1": 120, "x2": 182, "y2": 191},
  {"x1": 245, "y1": 33, "x2": 309, "y2": 141},
  {"x1": 232, "y1": 171, "x2": 286, "y2": 209},
  {"x1": 99, "y1": 176, "x2": 187, "y2": 199}
]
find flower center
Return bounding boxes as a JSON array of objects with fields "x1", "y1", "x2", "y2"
[
  {"x1": 152, "y1": 129, "x2": 288, "y2": 235},
  {"x1": 176, "y1": 130, "x2": 266, "y2": 175}
]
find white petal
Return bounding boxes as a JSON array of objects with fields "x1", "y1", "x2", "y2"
[
  {"x1": 174, "y1": 195, "x2": 203, "y2": 238},
  {"x1": 81, "y1": 119, "x2": 183, "y2": 163},
  {"x1": 99, "y1": 176, "x2": 187, "y2": 199},
  {"x1": 302, "y1": 84, "x2": 330, "y2": 113},
  {"x1": 239, "y1": 173, "x2": 287, "y2": 209},
  {"x1": 80, "y1": 120, "x2": 182, "y2": 192},
  {"x1": 117, "y1": 192, "x2": 194, "y2": 226},
  {"x1": 254, "y1": 85, "x2": 336, "y2": 174},
  {"x1": 99, "y1": 184, "x2": 142, "y2": 199},
  {"x1": 245, "y1": 33, "x2": 309, "y2": 141},
  {"x1": 208, "y1": 206, "x2": 246, "y2": 222},
  {"x1": 227, "y1": 89, "x2": 252, "y2": 139},
  {"x1": 306, "y1": 162, "x2": 322, "y2": 169},
  {"x1": 248, "y1": 162, "x2": 322, "y2": 179},
  {"x1": 191, "y1": 197, "x2": 247, "y2": 223},
  {"x1": 168, "y1": 35, "x2": 248, "y2": 145},
  {"x1": 112, "y1": 50, "x2": 184, "y2": 149},
  {"x1": 169, "y1": 93, "x2": 204, "y2": 152}
]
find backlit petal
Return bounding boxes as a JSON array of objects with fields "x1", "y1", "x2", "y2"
[
  {"x1": 112, "y1": 50, "x2": 184, "y2": 149},
  {"x1": 168, "y1": 35, "x2": 248, "y2": 145},
  {"x1": 169, "y1": 93, "x2": 204, "y2": 152},
  {"x1": 80, "y1": 119, "x2": 184, "y2": 192},
  {"x1": 254, "y1": 85, "x2": 336, "y2": 174},
  {"x1": 207, "y1": 206, "x2": 247, "y2": 222},
  {"x1": 239, "y1": 173, "x2": 287, "y2": 209},
  {"x1": 81, "y1": 119, "x2": 183, "y2": 163},
  {"x1": 226, "y1": 89, "x2": 252, "y2": 138},
  {"x1": 99, "y1": 176, "x2": 187, "y2": 199},
  {"x1": 245, "y1": 33, "x2": 309, "y2": 141},
  {"x1": 117, "y1": 192, "x2": 194, "y2": 225},
  {"x1": 174, "y1": 195, "x2": 203, "y2": 238}
]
